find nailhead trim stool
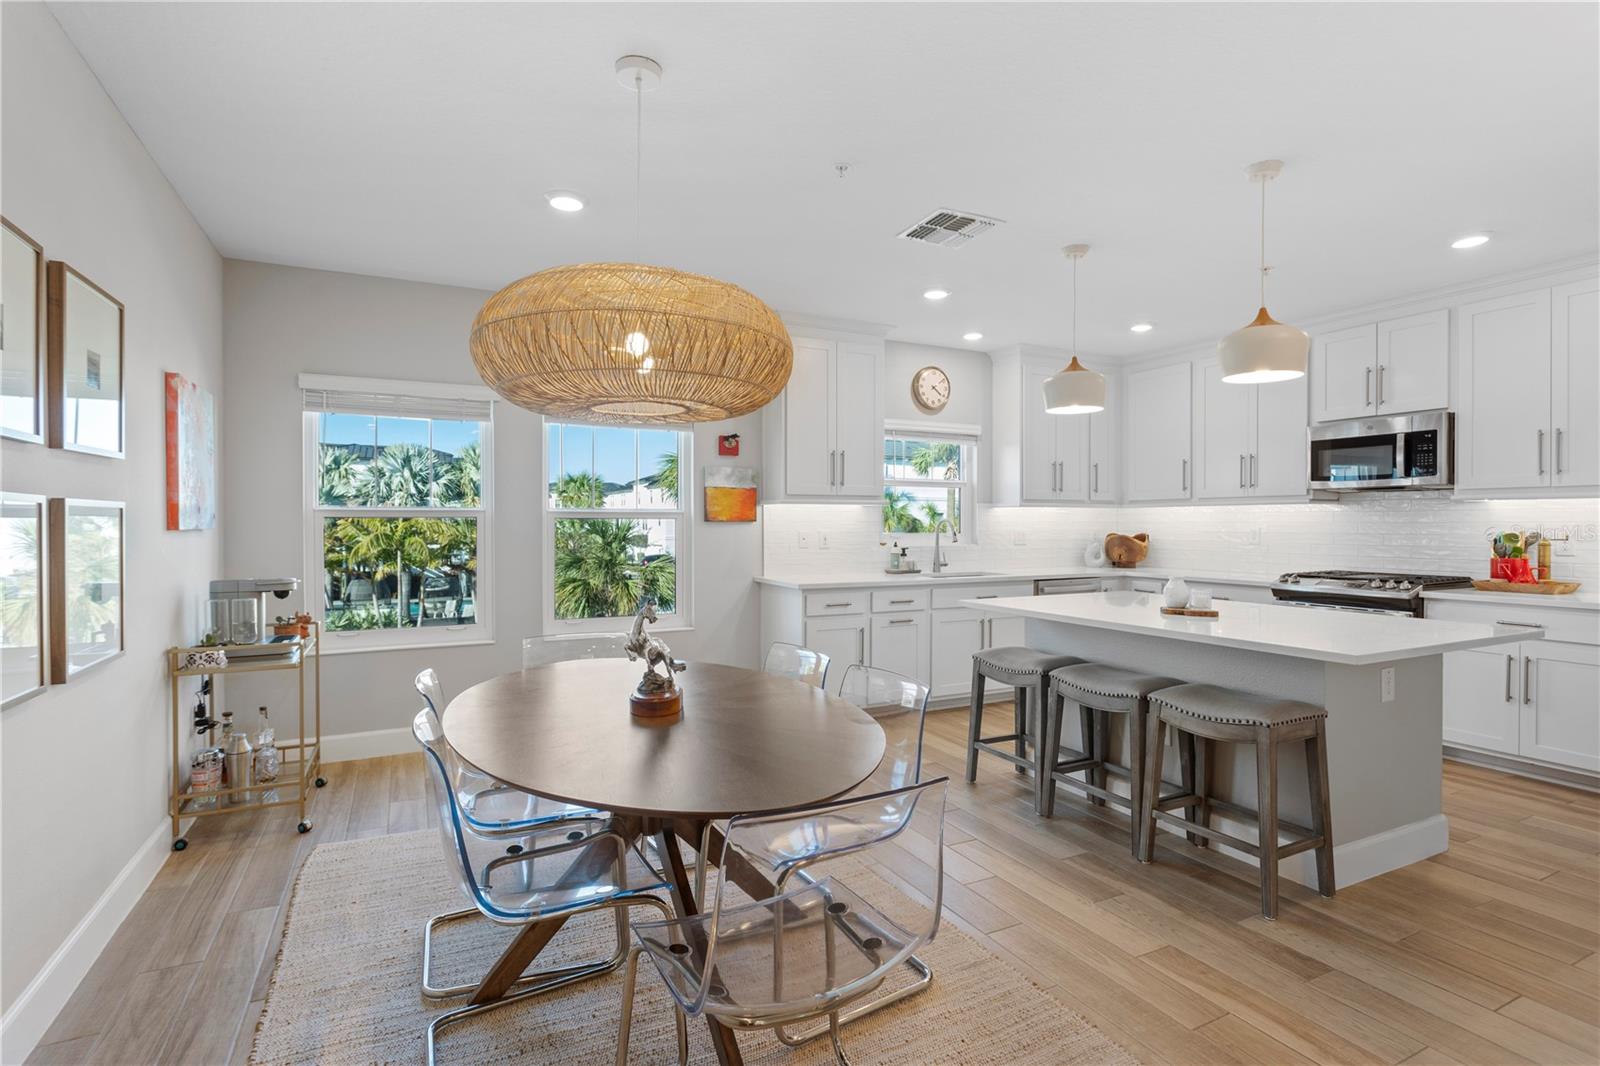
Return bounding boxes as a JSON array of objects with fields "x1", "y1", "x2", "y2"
[
  {"x1": 966, "y1": 647, "x2": 1082, "y2": 813},
  {"x1": 1139, "y1": 683, "x2": 1335, "y2": 920},
  {"x1": 1042, "y1": 663, "x2": 1182, "y2": 858}
]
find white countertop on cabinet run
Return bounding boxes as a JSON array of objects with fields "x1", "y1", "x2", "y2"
[
  {"x1": 1422, "y1": 588, "x2": 1599, "y2": 611},
  {"x1": 754, "y1": 566, "x2": 1275, "y2": 591},
  {"x1": 960, "y1": 591, "x2": 1531, "y2": 666}
]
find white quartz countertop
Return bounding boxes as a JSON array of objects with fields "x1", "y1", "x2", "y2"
[
  {"x1": 1422, "y1": 587, "x2": 1599, "y2": 611},
  {"x1": 754, "y1": 566, "x2": 1276, "y2": 592},
  {"x1": 960, "y1": 590, "x2": 1532, "y2": 666}
]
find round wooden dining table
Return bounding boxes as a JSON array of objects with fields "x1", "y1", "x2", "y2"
[{"x1": 442, "y1": 658, "x2": 887, "y2": 1065}]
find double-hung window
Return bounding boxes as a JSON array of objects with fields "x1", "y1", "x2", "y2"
[
  {"x1": 881, "y1": 422, "x2": 977, "y2": 540},
  {"x1": 301, "y1": 375, "x2": 494, "y2": 651},
  {"x1": 543, "y1": 421, "x2": 691, "y2": 634}
]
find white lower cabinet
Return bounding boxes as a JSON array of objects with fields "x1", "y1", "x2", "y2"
[
  {"x1": 1443, "y1": 639, "x2": 1600, "y2": 773},
  {"x1": 871, "y1": 611, "x2": 931, "y2": 685},
  {"x1": 930, "y1": 609, "x2": 985, "y2": 700},
  {"x1": 804, "y1": 614, "x2": 868, "y2": 673}
]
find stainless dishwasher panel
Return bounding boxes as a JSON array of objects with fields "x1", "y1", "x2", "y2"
[{"x1": 1033, "y1": 578, "x2": 1103, "y2": 595}]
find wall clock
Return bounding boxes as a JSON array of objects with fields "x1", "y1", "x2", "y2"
[{"x1": 911, "y1": 365, "x2": 951, "y2": 414}]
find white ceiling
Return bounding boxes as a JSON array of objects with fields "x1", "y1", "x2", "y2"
[{"x1": 49, "y1": 2, "x2": 1599, "y2": 358}]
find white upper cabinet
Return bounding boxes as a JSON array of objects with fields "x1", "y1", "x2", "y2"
[
  {"x1": 1087, "y1": 375, "x2": 1117, "y2": 502},
  {"x1": 1312, "y1": 310, "x2": 1447, "y2": 423},
  {"x1": 1312, "y1": 323, "x2": 1377, "y2": 421},
  {"x1": 767, "y1": 333, "x2": 883, "y2": 500},
  {"x1": 1552, "y1": 278, "x2": 1599, "y2": 488},
  {"x1": 1196, "y1": 359, "x2": 1308, "y2": 499},
  {"x1": 1124, "y1": 362, "x2": 1192, "y2": 502},
  {"x1": 1457, "y1": 289, "x2": 1554, "y2": 492},
  {"x1": 1376, "y1": 309, "x2": 1449, "y2": 415},
  {"x1": 992, "y1": 349, "x2": 1110, "y2": 505}
]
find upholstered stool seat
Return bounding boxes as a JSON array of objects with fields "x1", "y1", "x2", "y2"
[
  {"x1": 1042, "y1": 664, "x2": 1181, "y2": 857},
  {"x1": 966, "y1": 647, "x2": 1082, "y2": 814},
  {"x1": 1140, "y1": 683, "x2": 1335, "y2": 919}
]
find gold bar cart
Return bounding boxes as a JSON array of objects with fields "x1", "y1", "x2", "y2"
[{"x1": 167, "y1": 622, "x2": 323, "y2": 850}]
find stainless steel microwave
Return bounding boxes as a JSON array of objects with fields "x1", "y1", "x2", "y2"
[{"x1": 1308, "y1": 410, "x2": 1453, "y2": 491}]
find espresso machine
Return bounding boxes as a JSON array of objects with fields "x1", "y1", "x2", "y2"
[{"x1": 207, "y1": 577, "x2": 301, "y2": 656}]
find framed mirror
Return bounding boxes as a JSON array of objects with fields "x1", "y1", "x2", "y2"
[
  {"x1": 1, "y1": 494, "x2": 47, "y2": 707},
  {"x1": 47, "y1": 262, "x2": 125, "y2": 458},
  {"x1": 1, "y1": 218, "x2": 45, "y2": 443},
  {"x1": 48, "y1": 498, "x2": 124, "y2": 682}
]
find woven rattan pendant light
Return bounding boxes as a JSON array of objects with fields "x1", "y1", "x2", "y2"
[{"x1": 470, "y1": 56, "x2": 793, "y2": 424}]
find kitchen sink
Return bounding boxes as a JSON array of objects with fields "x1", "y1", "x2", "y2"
[{"x1": 925, "y1": 570, "x2": 999, "y2": 579}]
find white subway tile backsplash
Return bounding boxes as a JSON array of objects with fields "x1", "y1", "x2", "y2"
[{"x1": 764, "y1": 495, "x2": 1600, "y2": 583}]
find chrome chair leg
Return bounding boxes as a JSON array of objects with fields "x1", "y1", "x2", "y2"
[
  {"x1": 426, "y1": 895, "x2": 671, "y2": 1066},
  {"x1": 828, "y1": 1009, "x2": 853, "y2": 1065},
  {"x1": 615, "y1": 943, "x2": 689, "y2": 1066},
  {"x1": 421, "y1": 904, "x2": 629, "y2": 999}
]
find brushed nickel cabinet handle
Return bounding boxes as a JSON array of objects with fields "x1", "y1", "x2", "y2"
[
  {"x1": 829, "y1": 450, "x2": 836, "y2": 486},
  {"x1": 1505, "y1": 654, "x2": 1515, "y2": 702},
  {"x1": 1240, "y1": 454, "x2": 1246, "y2": 488},
  {"x1": 975, "y1": 594, "x2": 998, "y2": 599},
  {"x1": 1182, "y1": 458, "x2": 1189, "y2": 493},
  {"x1": 839, "y1": 450, "x2": 845, "y2": 484},
  {"x1": 1365, "y1": 366, "x2": 1373, "y2": 407},
  {"x1": 888, "y1": 618, "x2": 915, "y2": 625},
  {"x1": 1523, "y1": 656, "x2": 1533, "y2": 705},
  {"x1": 1093, "y1": 461, "x2": 1099, "y2": 493},
  {"x1": 1251, "y1": 453, "x2": 1257, "y2": 488},
  {"x1": 1537, "y1": 430, "x2": 1545, "y2": 476},
  {"x1": 889, "y1": 598, "x2": 915, "y2": 604},
  {"x1": 824, "y1": 601, "x2": 853, "y2": 608},
  {"x1": 1556, "y1": 427, "x2": 1564, "y2": 474},
  {"x1": 1376, "y1": 364, "x2": 1385, "y2": 407}
]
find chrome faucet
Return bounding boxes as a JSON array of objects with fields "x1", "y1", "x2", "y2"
[{"x1": 931, "y1": 520, "x2": 957, "y2": 573}]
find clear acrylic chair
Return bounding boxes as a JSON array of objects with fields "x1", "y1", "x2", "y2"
[
  {"x1": 762, "y1": 641, "x2": 831, "y2": 688},
  {"x1": 413, "y1": 668, "x2": 600, "y2": 834},
  {"x1": 617, "y1": 778, "x2": 948, "y2": 1066},
  {"x1": 835, "y1": 664, "x2": 930, "y2": 791},
  {"x1": 523, "y1": 632, "x2": 630, "y2": 668},
  {"x1": 413, "y1": 708, "x2": 682, "y2": 1065}
]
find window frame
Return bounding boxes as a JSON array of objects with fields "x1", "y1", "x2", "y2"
[
  {"x1": 300, "y1": 404, "x2": 495, "y2": 655},
  {"x1": 880, "y1": 421, "x2": 980, "y2": 545},
  {"x1": 539, "y1": 417, "x2": 694, "y2": 637}
]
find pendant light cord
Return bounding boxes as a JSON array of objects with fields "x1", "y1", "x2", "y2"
[
  {"x1": 1259, "y1": 174, "x2": 1268, "y2": 307},
  {"x1": 1072, "y1": 252, "x2": 1079, "y2": 353},
  {"x1": 634, "y1": 70, "x2": 643, "y2": 260}
]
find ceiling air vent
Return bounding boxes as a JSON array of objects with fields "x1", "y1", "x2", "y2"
[{"x1": 896, "y1": 209, "x2": 1003, "y2": 248}]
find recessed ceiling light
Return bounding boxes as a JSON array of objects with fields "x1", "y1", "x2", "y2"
[
  {"x1": 1451, "y1": 233, "x2": 1490, "y2": 249},
  {"x1": 923, "y1": 289, "x2": 950, "y2": 301},
  {"x1": 963, "y1": 331, "x2": 983, "y2": 342},
  {"x1": 545, "y1": 190, "x2": 585, "y2": 212},
  {"x1": 1129, "y1": 322, "x2": 1154, "y2": 334}
]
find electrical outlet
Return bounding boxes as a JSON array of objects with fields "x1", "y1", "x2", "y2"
[
  {"x1": 797, "y1": 532, "x2": 811, "y2": 550},
  {"x1": 818, "y1": 531, "x2": 830, "y2": 550},
  {"x1": 1012, "y1": 530, "x2": 1027, "y2": 546},
  {"x1": 1381, "y1": 667, "x2": 1396, "y2": 703}
]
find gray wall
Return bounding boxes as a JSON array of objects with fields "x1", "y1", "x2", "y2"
[
  {"x1": 0, "y1": 2, "x2": 224, "y2": 1016},
  {"x1": 221, "y1": 260, "x2": 765, "y2": 738}
]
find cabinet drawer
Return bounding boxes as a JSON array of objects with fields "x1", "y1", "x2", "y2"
[
  {"x1": 932, "y1": 582, "x2": 1033, "y2": 609},
  {"x1": 1426, "y1": 600, "x2": 1599, "y2": 647},
  {"x1": 872, "y1": 588, "x2": 930, "y2": 613},
  {"x1": 805, "y1": 591, "x2": 870, "y2": 617}
]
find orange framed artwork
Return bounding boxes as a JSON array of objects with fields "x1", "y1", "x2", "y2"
[
  {"x1": 164, "y1": 371, "x2": 216, "y2": 530},
  {"x1": 704, "y1": 465, "x2": 757, "y2": 522}
]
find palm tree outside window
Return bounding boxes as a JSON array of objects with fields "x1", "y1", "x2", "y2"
[
  {"x1": 543, "y1": 422, "x2": 690, "y2": 634},
  {"x1": 882, "y1": 433, "x2": 972, "y2": 538}
]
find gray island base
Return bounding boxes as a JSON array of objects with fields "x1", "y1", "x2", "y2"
[{"x1": 963, "y1": 591, "x2": 1532, "y2": 888}]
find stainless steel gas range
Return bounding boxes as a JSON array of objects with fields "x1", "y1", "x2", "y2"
[{"x1": 1270, "y1": 569, "x2": 1474, "y2": 617}]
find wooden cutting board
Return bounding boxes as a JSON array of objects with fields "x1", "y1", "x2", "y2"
[{"x1": 1470, "y1": 579, "x2": 1583, "y2": 595}]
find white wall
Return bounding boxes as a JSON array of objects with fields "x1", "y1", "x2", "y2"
[
  {"x1": 0, "y1": 0, "x2": 224, "y2": 1046},
  {"x1": 221, "y1": 260, "x2": 765, "y2": 741}
]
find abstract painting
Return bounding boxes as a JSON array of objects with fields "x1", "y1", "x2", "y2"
[
  {"x1": 704, "y1": 465, "x2": 757, "y2": 522},
  {"x1": 165, "y1": 371, "x2": 216, "y2": 530}
]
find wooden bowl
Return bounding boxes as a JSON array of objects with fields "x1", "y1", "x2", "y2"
[{"x1": 1104, "y1": 532, "x2": 1150, "y2": 569}]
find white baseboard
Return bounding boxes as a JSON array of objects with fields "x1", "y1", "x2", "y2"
[
  {"x1": 1, "y1": 818, "x2": 170, "y2": 1065},
  {"x1": 296, "y1": 726, "x2": 414, "y2": 763}
]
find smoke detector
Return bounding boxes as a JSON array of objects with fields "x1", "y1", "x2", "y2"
[{"x1": 896, "y1": 208, "x2": 1003, "y2": 249}]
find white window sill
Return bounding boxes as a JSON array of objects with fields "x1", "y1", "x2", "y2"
[{"x1": 317, "y1": 636, "x2": 497, "y2": 657}]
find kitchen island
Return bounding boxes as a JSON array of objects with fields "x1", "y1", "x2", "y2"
[{"x1": 961, "y1": 590, "x2": 1535, "y2": 887}]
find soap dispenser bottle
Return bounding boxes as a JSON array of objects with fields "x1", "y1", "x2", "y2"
[{"x1": 889, "y1": 540, "x2": 901, "y2": 571}]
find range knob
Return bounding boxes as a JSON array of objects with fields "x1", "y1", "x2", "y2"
[
  {"x1": 1368, "y1": 579, "x2": 1385, "y2": 589},
  {"x1": 1384, "y1": 580, "x2": 1400, "y2": 590},
  {"x1": 1397, "y1": 581, "x2": 1414, "y2": 591}
]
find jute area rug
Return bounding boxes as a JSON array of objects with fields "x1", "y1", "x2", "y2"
[{"x1": 250, "y1": 830, "x2": 1138, "y2": 1065}]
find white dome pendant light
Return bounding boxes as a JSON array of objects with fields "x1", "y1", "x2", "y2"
[
  {"x1": 1218, "y1": 159, "x2": 1308, "y2": 384},
  {"x1": 1042, "y1": 244, "x2": 1106, "y2": 415}
]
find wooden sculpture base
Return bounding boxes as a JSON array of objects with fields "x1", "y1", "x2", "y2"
[{"x1": 630, "y1": 687, "x2": 682, "y2": 719}]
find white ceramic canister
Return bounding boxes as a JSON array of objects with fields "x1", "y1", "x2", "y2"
[{"x1": 1162, "y1": 576, "x2": 1190, "y2": 609}]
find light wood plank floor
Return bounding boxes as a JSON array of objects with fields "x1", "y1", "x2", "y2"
[{"x1": 29, "y1": 704, "x2": 1600, "y2": 1065}]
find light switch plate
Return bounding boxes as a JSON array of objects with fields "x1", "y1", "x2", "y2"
[
  {"x1": 1380, "y1": 666, "x2": 1396, "y2": 703},
  {"x1": 1012, "y1": 531, "x2": 1027, "y2": 546},
  {"x1": 797, "y1": 532, "x2": 811, "y2": 550},
  {"x1": 818, "y1": 531, "x2": 830, "y2": 550}
]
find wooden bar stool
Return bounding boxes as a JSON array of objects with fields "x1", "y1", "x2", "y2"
[
  {"x1": 1139, "y1": 683, "x2": 1335, "y2": 920},
  {"x1": 1041, "y1": 663, "x2": 1181, "y2": 858},
  {"x1": 966, "y1": 647, "x2": 1082, "y2": 813}
]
